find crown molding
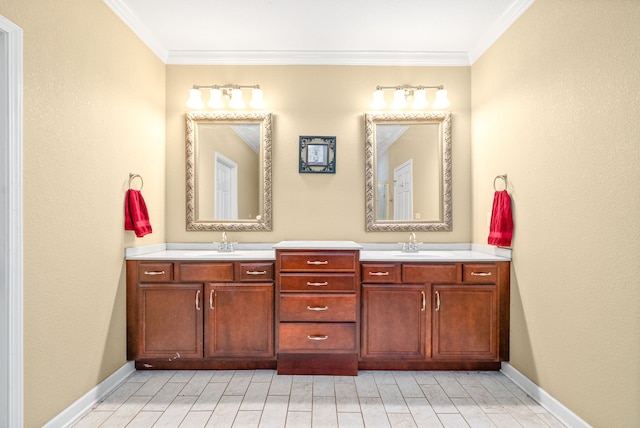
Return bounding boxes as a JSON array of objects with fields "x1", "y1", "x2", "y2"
[
  {"x1": 102, "y1": 0, "x2": 169, "y2": 62},
  {"x1": 104, "y1": 0, "x2": 534, "y2": 66},
  {"x1": 468, "y1": 0, "x2": 536, "y2": 64},
  {"x1": 166, "y1": 50, "x2": 471, "y2": 66}
]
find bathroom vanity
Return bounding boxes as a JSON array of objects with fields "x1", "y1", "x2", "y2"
[{"x1": 125, "y1": 242, "x2": 510, "y2": 373}]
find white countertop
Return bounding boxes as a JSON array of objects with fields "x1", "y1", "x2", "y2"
[
  {"x1": 359, "y1": 250, "x2": 509, "y2": 262},
  {"x1": 125, "y1": 242, "x2": 510, "y2": 262},
  {"x1": 273, "y1": 240, "x2": 362, "y2": 250}
]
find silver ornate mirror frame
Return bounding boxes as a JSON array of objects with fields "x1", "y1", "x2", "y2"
[
  {"x1": 365, "y1": 111, "x2": 452, "y2": 231},
  {"x1": 186, "y1": 111, "x2": 272, "y2": 231}
]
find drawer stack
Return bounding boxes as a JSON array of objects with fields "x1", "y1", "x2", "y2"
[{"x1": 276, "y1": 249, "x2": 359, "y2": 375}]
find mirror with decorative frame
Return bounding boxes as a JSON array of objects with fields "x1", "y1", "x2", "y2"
[
  {"x1": 186, "y1": 111, "x2": 272, "y2": 231},
  {"x1": 365, "y1": 112, "x2": 452, "y2": 231}
]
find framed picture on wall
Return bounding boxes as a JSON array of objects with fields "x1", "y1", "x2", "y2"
[{"x1": 299, "y1": 136, "x2": 336, "y2": 173}]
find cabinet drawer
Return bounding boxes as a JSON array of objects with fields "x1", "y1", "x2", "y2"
[
  {"x1": 138, "y1": 263, "x2": 173, "y2": 282},
  {"x1": 279, "y1": 252, "x2": 357, "y2": 272},
  {"x1": 238, "y1": 262, "x2": 274, "y2": 281},
  {"x1": 462, "y1": 264, "x2": 497, "y2": 284},
  {"x1": 362, "y1": 263, "x2": 400, "y2": 283},
  {"x1": 278, "y1": 323, "x2": 356, "y2": 352},
  {"x1": 178, "y1": 263, "x2": 234, "y2": 282},
  {"x1": 402, "y1": 264, "x2": 457, "y2": 284},
  {"x1": 279, "y1": 273, "x2": 356, "y2": 292},
  {"x1": 280, "y1": 295, "x2": 356, "y2": 322}
]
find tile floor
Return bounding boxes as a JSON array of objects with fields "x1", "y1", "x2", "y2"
[{"x1": 72, "y1": 370, "x2": 566, "y2": 428}]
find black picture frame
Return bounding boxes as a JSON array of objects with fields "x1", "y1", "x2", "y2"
[{"x1": 299, "y1": 136, "x2": 336, "y2": 173}]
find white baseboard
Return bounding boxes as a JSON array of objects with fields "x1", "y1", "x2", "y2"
[
  {"x1": 43, "y1": 362, "x2": 135, "y2": 428},
  {"x1": 501, "y1": 362, "x2": 591, "y2": 428}
]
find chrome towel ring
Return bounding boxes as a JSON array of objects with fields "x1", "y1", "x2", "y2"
[
  {"x1": 493, "y1": 174, "x2": 507, "y2": 191},
  {"x1": 129, "y1": 173, "x2": 143, "y2": 191}
]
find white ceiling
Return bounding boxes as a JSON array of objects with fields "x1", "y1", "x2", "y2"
[{"x1": 104, "y1": 0, "x2": 534, "y2": 65}]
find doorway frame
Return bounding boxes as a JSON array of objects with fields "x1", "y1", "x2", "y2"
[{"x1": 0, "y1": 14, "x2": 24, "y2": 428}]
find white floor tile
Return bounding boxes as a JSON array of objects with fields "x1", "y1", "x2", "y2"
[
  {"x1": 100, "y1": 395, "x2": 151, "y2": 428},
  {"x1": 404, "y1": 397, "x2": 442, "y2": 428},
  {"x1": 421, "y1": 384, "x2": 458, "y2": 414},
  {"x1": 289, "y1": 381, "x2": 313, "y2": 412},
  {"x1": 72, "y1": 370, "x2": 567, "y2": 428},
  {"x1": 233, "y1": 410, "x2": 262, "y2": 427},
  {"x1": 378, "y1": 383, "x2": 410, "y2": 414},
  {"x1": 126, "y1": 411, "x2": 163, "y2": 428},
  {"x1": 388, "y1": 412, "x2": 419, "y2": 428},
  {"x1": 313, "y1": 395, "x2": 338, "y2": 427},
  {"x1": 259, "y1": 395, "x2": 289, "y2": 428},
  {"x1": 338, "y1": 412, "x2": 365, "y2": 428},
  {"x1": 143, "y1": 382, "x2": 187, "y2": 411},
  {"x1": 153, "y1": 395, "x2": 197, "y2": 427},
  {"x1": 335, "y1": 382, "x2": 361, "y2": 413},
  {"x1": 359, "y1": 396, "x2": 391, "y2": 428},
  {"x1": 286, "y1": 411, "x2": 312, "y2": 427},
  {"x1": 179, "y1": 410, "x2": 212, "y2": 428},
  {"x1": 192, "y1": 381, "x2": 226, "y2": 411},
  {"x1": 205, "y1": 395, "x2": 243, "y2": 428}
]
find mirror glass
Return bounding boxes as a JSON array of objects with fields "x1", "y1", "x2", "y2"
[
  {"x1": 186, "y1": 112, "x2": 272, "y2": 231},
  {"x1": 365, "y1": 112, "x2": 451, "y2": 231}
]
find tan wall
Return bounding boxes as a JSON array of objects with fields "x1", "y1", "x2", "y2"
[
  {"x1": 166, "y1": 65, "x2": 471, "y2": 243},
  {"x1": 471, "y1": 0, "x2": 640, "y2": 426},
  {"x1": 0, "y1": 0, "x2": 166, "y2": 426}
]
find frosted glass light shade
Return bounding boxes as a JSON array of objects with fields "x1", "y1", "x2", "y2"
[
  {"x1": 411, "y1": 89, "x2": 428, "y2": 109},
  {"x1": 207, "y1": 89, "x2": 224, "y2": 108},
  {"x1": 186, "y1": 88, "x2": 204, "y2": 109},
  {"x1": 370, "y1": 90, "x2": 386, "y2": 109},
  {"x1": 228, "y1": 88, "x2": 245, "y2": 109},
  {"x1": 433, "y1": 89, "x2": 451, "y2": 109},
  {"x1": 391, "y1": 89, "x2": 408, "y2": 109},
  {"x1": 249, "y1": 88, "x2": 266, "y2": 109}
]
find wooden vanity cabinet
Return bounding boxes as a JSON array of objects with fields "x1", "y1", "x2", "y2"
[
  {"x1": 276, "y1": 249, "x2": 360, "y2": 375},
  {"x1": 360, "y1": 261, "x2": 509, "y2": 370},
  {"x1": 127, "y1": 260, "x2": 275, "y2": 369}
]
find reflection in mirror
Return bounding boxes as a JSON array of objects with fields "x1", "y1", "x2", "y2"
[
  {"x1": 186, "y1": 112, "x2": 272, "y2": 231},
  {"x1": 365, "y1": 112, "x2": 451, "y2": 231}
]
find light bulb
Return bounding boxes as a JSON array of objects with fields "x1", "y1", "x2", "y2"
[
  {"x1": 207, "y1": 89, "x2": 224, "y2": 109},
  {"x1": 370, "y1": 90, "x2": 386, "y2": 109},
  {"x1": 391, "y1": 89, "x2": 408, "y2": 109},
  {"x1": 249, "y1": 88, "x2": 266, "y2": 109},
  {"x1": 433, "y1": 89, "x2": 451, "y2": 109},
  {"x1": 186, "y1": 88, "x2": 204, "y2": 109},
  {"x1": 228, "y1": 88, "x2": 245, "y2": 109},
  {"x1": 411, "y1": 88, "x2": 428, "y2": 109}
]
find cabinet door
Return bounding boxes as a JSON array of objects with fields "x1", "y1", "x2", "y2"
[
  {"x1": 205, "y1": 283, "x2": 274, "y2": 358},
  {"x1": 432, "y1": 285, "x2": 498, "y2": 361},
  {"x1": 361, "y1": 284, "x2": 428, "y2": 359},
  {"x1": 137, "y1": 283, "x2": 203, "y2": 359}
]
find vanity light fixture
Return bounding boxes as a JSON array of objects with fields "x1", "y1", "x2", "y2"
[
  {"x1": 186, "y1": 84, "x2": 266, "y2": 110},
  {"x1": 370, "y1": 85, "x2": 450, "y2": 110}
]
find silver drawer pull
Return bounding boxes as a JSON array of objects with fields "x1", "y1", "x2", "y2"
[
  {"x1": 470, "y1": 272, "x2": 492, "y2": 277},
  {"x1": 143, "y1": 270, "x2": 165, "y2": 275},
  {"x1": 246, "y1": 270, "x2": 267, "y2": 275},
  {"x1": 307, "y1": 260, "x2": 329, "y2": 265},
  {"x1": 307, "y1": 306, "x2": 329, "y2": 311},
  {"x1": 369, "y1": 271, "x2": 389, "y2": 276},
  {"x1": 307, "y1": 335, "x2": 329, "y2": 341},
  {"x1": 307, "y1": 281, "x2": 329, "y2": 287}
]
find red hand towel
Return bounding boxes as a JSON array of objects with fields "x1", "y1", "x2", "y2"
[
  {"x1": 125, "y1": 189, "x2": 152, "y2": 238},
  {"x1": 488, "y1": 190, "x2": 513, "y2": 247}
]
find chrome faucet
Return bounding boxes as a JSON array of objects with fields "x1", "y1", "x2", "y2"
[
  {"x1": 402, "y1": 232, "x2": 420, "y2": 253},
  {"x1": 217, "y1": 231, "x2": 234, "y2": 252}
]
